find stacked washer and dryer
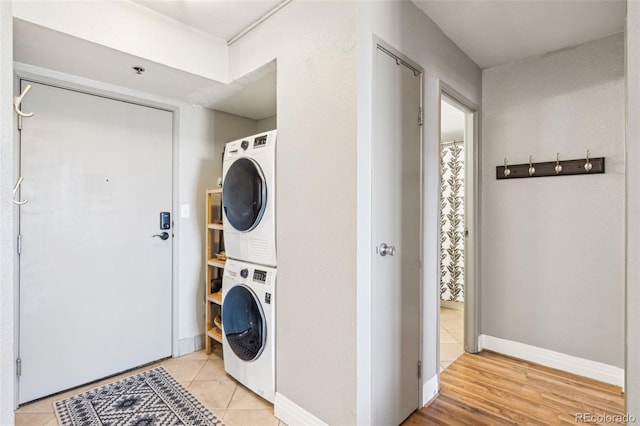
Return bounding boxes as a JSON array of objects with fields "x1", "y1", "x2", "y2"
[{"x1": 221, "y1": 130, "x2": 277, "y2": 403}]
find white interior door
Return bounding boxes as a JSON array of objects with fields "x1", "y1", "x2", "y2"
[
  {"x1": 18, "y1": 81, "x2": 173, "y2": 404},
  {"x1": 371, "y1": 48, "x2": 422, "y2": 424}
]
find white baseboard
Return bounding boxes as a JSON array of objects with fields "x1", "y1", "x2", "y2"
[
  {"x1": 274, "y1": 393, "x2": 328, "y2": 426},
  {"x1": 177, "y1": 334, "x2": 205, "y2": 357},
  {"x1": 478, "y1": 334, "x2": 624, "y2": 389},
  {"x1": 422, "y1": 374, "x2": 439, "y2": 406}
]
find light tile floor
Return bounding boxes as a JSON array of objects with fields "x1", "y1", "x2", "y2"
[
  {"x1": 14, "y1": 344, "x2": 283, "y2": 426},
  {"x1": 440, "y1": 306, "x2": 464, "y2": 372},
  {"x1": 16, "y1": 312, "x2": 464, "y2": 425}
]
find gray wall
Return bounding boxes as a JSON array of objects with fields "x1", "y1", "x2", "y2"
[
  {"x1": 481, "y1": 34, "x2": 625, "y2": 367},
  {"x1": 229, "y1": 2, "x2": 358, "y2": 424},
  {"x1": 176, "y1": 108, "x2": 256, "y2": 352},
  {"x1": 0, "y1": 2, "x2": 15, "y2": 423},
  {"x1": 626, "y1": 0, "x2": 640, "y2": 417},
  {"x1": 256, "y1": 115, "x2": 276, "y2": 133}
]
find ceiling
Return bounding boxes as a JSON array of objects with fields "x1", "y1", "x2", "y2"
[
  {"x1": 14, "y1": 18, "x2": 277, "y2": 120},
  {"x1": 411, "y1": 0, "x2": 626, "y2": 69},
  {"x1": 13, "y1": 0, "x2": 627, "y2": 120},
  {"x1": 129, "y1": 0, "x2": 626, "y2": 70},
  {"x1": 131, "y1": 0, "x2": 283, "y2": 42}
]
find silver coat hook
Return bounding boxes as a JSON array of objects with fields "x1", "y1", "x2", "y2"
[
  {"x1": 585, "y1": 149, "x2": 593, "y2": 172},
  {"x1": 12, "y1": 176, "x2": 28, "y2": 205},
  {"x1": 555, "y1": 152, "x2": 562, "y2": 174},
  {"x1": 13, "y1": 84, "x2": 34, "y2": 118},
  {"x1": 528, "y1": 155, "x2": 535, "y2": 176},
  {"x1": 503, "y1": 158, "x2": 511, "y2": 177}
]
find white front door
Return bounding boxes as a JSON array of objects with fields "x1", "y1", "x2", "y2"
[
  {"x1": 371, "y1": 47, "x2": 422, "y2": 424},
  {"x1": 18, "y1": 81, "x2": 173, "y2": 404}
]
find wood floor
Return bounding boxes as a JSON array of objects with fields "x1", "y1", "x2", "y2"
[{"x1": 404, "y1": 351, "x2": 625, "y2": 425}]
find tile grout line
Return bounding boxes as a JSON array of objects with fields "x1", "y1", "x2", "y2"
[
  {"x1": 191, "y1": 358, "x2": 210, "y2": 381},
  {"x1": 222, "y1": 384, "x2": 240, "y2": 419}
]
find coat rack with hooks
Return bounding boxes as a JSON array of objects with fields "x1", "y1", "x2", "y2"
[{"x1": 497, "y1": 151, "x2": 604, "y2": 180}]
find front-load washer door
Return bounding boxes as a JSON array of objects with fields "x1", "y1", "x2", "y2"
[
  {"x1": 223, "y1": 285, "x2": 266, "y2": 361},
  {"x1": 223, "y1": 158, "x2": 267, "y2": 232}
]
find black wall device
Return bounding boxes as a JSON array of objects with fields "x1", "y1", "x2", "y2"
[{"x1": 160, "y1": 212, "x2": 171, "y2": 230}]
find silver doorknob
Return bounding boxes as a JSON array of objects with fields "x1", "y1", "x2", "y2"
[{"x1": 377, "y1": 243, "x2": 396, "y2": 256}]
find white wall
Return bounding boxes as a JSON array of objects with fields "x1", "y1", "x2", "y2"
[
  {"x1": 12, "y1": 0, "x2": 228, "y2": 82},
  {"x1": 626, "y1": 0, "x2": 640, "y2": 417},
  {"x1": 229, "y1": 2, "x2": 359, "y2": 424},
  {"x1": 176, "y1": 108, "x2": 256, "y2": 354},
  {"x1": 356, "y1": 1, "x2": 481, "y2": 419},
  {"x1": 0, "y1": 2, "x2": 15, "y2": 423},
  {"x1": 481, "y1": 34, "x2": 625, "y2": 368}
]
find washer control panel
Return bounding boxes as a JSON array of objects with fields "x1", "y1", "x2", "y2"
[{"x1": 253, "y1": 269, "x2": 267, "y2": 283}]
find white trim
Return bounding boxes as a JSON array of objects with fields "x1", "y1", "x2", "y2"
[
  {"x1": 274, "y1": 393, "x2": 328, "y2": 426},
  {"x1": 421, "y1": 374, "x2": 439, "y2": 407},
  {"x1": 227, "y1": 0, "x2": 293, "y2": 45},
  {"x1": 479, "y1": 335, "x2": 625, "y2": 389},
  {"x1": 177, "y1": 335, "x2": 205, "y2": 357},
  {"x1": 438, "y1": 81, "x2": 480, "y2": 354}
]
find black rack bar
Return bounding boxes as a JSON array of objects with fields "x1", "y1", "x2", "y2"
[{"x1": 497, "y1": 157, "x2": 605, "y2": 180}]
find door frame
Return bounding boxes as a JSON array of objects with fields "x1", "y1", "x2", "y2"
[
  {"x1": 437, "y1": 80, "x2": 480, "y2": 354},
  {"x1": 12, "y1": 64, "x2": 180, "y2": 405},
  {"x1": 370, "y1": 39, "x2": 425, "y2": 422}
]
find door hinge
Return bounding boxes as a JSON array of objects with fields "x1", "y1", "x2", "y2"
[
  {"x1": 418, "y1": 107, "x2": 424, "y2": 126},
  {"x1": 417, "y1": 360, "x2": 422, "y2": 379},
  {"x1": 17, "y1": 234, "x2": 22, "y2": 255},
  {"x1": 16, "y1": 358, "x2": 22, "y2": 377},
  {"x1": 465, "y1": 229, "x2": 469, "y2": 237}
]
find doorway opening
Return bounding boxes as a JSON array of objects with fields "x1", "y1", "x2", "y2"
[{"x1": 438, "y1": 93, "x2": 474, "y2": 372}]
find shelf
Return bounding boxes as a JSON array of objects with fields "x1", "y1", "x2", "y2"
[
  {"x1": 208, "y1": 291, "x2": 223, "y2": 305},
  {"x1": 207, "y1": 327, "x2": 223, "y2": 343},
  {"x1": 207, "y1": 258, "x2": 226, "y2": 268},
  {"x1": 205, "y1": 188, "x2": 224, "y2": 355}
]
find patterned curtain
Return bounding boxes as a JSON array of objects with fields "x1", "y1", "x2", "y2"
[{"x1": 440, "y1": 143, "x2": 465, "y2": 302}]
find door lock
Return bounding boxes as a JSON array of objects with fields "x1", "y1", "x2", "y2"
[
  {"x1": 160, "y1": 212, "x2": 171, "y2": 230},
  {"x1": 152, "y1": 232, "x2": 170, "y2": 240},
  {"x1": 377, "y1": 243, "x2": 396, "y2": 256}
]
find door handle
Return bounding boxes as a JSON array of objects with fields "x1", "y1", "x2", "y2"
[
  {"x1": 377, "y1": 243, "x2": 396, "y2": 256},
  {"x1": 152, "y1": 232, "x2": 170, "y2": 240}
]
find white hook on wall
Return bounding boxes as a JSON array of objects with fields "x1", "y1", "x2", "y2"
[
  {"x1": 14, "y1": 84, "x2": 35, "y2": 131},
  {"x1": 12, "y1": 177, "x2": 28, "y2": 205},
  {"x1": 13, "y1": 84, "x2": 34, "y2": 118}
]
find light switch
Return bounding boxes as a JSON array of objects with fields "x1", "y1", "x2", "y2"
[{"x1": 180, "y1": 204, "x2": 190, "y2": 218}]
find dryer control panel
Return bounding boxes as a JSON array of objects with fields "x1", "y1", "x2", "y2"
[
  {"x1": 253, "y1": 270, "x2": 267, "y2": 283},
  {"x1": 254, "y1": 135, "x2": 268, "y2": 148},
  {"x1": 223, "y1": 130, "x2": 277, "y2": 160}
]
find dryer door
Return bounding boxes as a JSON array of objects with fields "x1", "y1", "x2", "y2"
[
  {"x1": 222, "y1": 285, "x2": 266, "y2": 361},
  {"x1": 223, "y1": 158, "x2": 267, "y2": 232}
]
